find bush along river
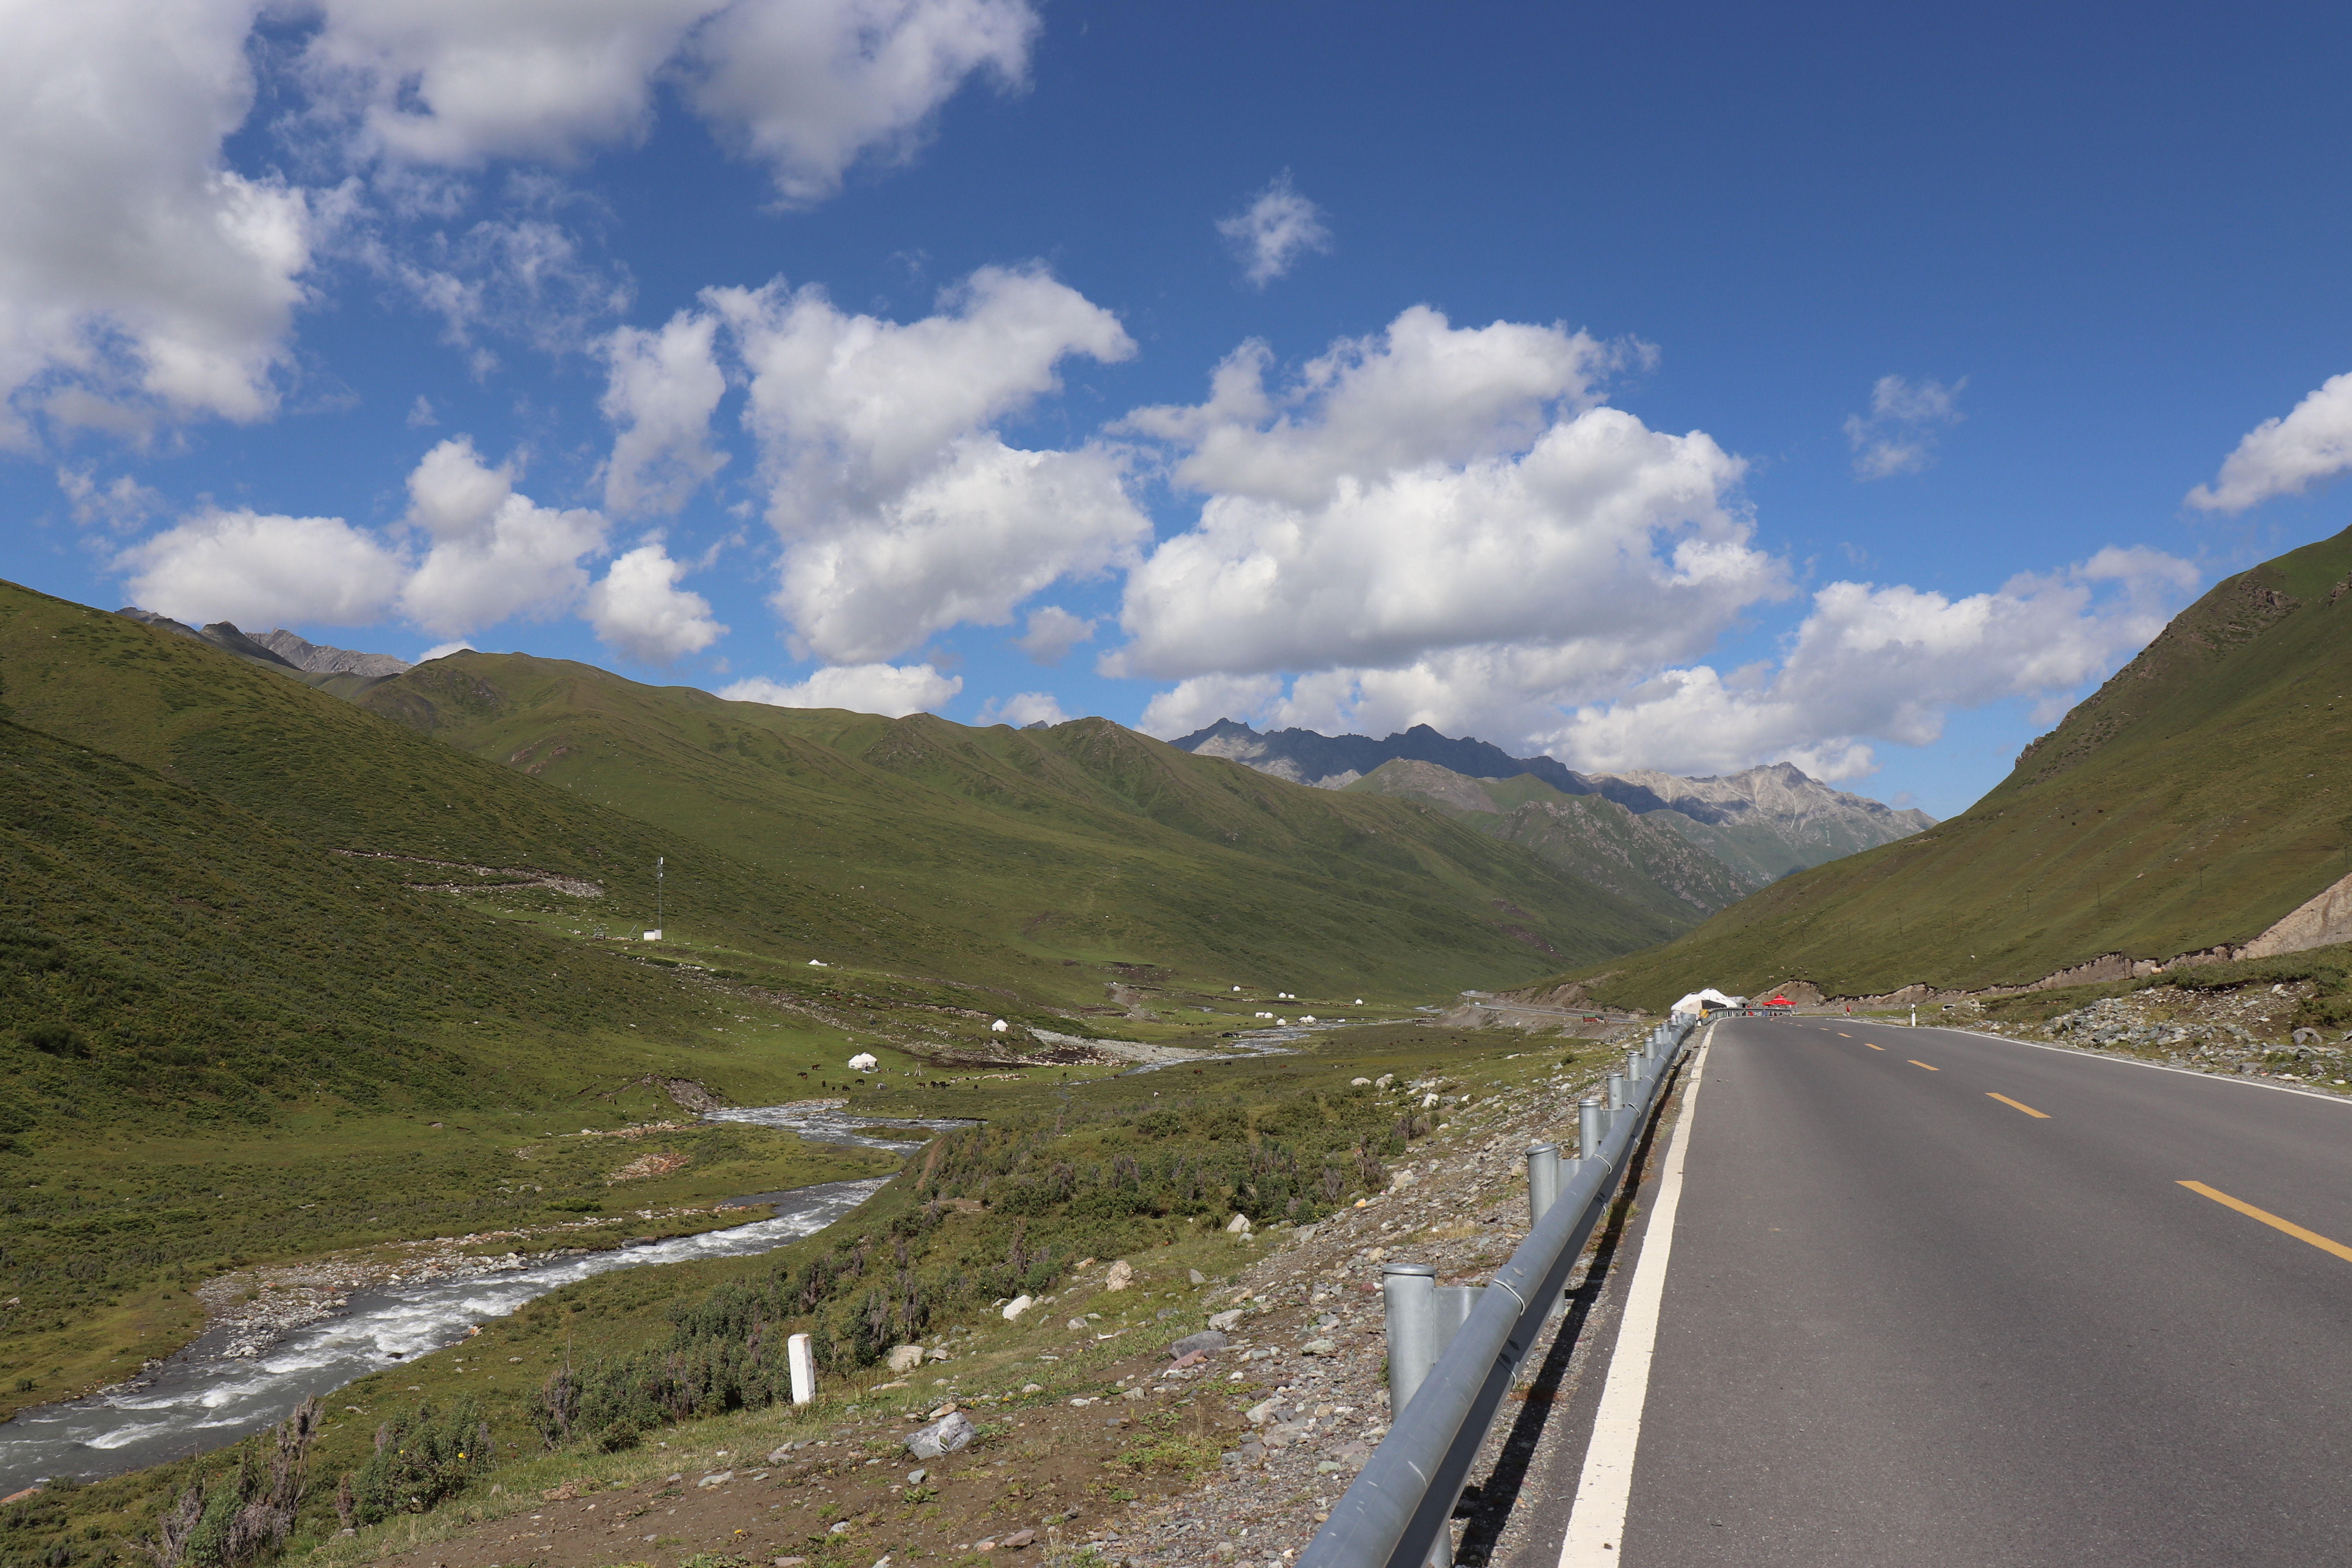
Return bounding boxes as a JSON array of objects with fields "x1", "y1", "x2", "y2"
[{"x1": 0, "y1": 1105, "x2": 975, "y2": 1492}]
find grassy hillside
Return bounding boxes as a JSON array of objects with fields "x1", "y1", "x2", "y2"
[
  {"x1": 1343, "y1": 759, "x2": 1750, "y2": 922},
  {"x1": 1559, "y1": 524, "x2": 2352, "y2": 1009},
  {"x1": 0, "y1": 583, "x2": 1046, "y2": 987},
  {"x1": 350, "y1": 652, "x2": 1677, "y2": 993},
  {"x1": 0, "y1": 707, "x2": 922, "y2": 1407}
]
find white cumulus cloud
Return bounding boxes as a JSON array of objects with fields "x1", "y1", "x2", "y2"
[
  {"x1": 112, "y1": 434, "x2": 621, "y2": 641},
  {"x1": 1109, "y1": 305, "x2": 1767, "y2": 684},
  {"x1": 301, "y1": 0, "x2": 712, "y2": 167},
  {"x1": 2186, "y1": 371, "x2": 2352, "y2": 514},
  {"x1": 58, "y1": 468, "x2": 165, "y2": 532},
  {"x1": 1536, "y1": 547, "x2": 2196, "y2": 778},
  {"x1": 684, "y1": 0, "x2": 1040, "y2": 205},
  {"x1": 708, "y1": 265, "x2": 1148, "y2": 662},
  {"x1": 976, "y1": 690, "x2": 1069, "y2": 727},
  {"x1": 1844, "y1": 374, "x2": 1965, "y2": 480},
  {"x1": 586, "y1": 541, "x2": 727, "y2": 663},
  {"x1": 1216, "y1": 171, "x2": 1332, "y2": 288},
  {"x1": 1118, "y1": 312, "x2": 2197, "y2": 782},
  {"x1": 719, "y1": 662, "x2": 962, "y2": 717},
  {"x1": 0, "y1": 0, "x2": 315, "y2": 445},
  {"x1": 1136, "y1": 548, "x2": 2198, "y2": 782},
  {"x1": 398, "y1": 436, "x2": 610, "y2": 635},
  {"x1": 600, "y1": 309, "x2": 729, "y2": 515},
  {"x1": 302, "y1": 0, "x2": 1036, "y2": 202},
  {"x1": 1011, "y1": 604, "x2": 1094, "y2": 664},
  {"x1": 116, "y1": 509, "x2": 404, "y2": 628}
]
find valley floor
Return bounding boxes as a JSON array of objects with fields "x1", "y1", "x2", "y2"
[{"x1": 285, "y1": 1025, "x2": 1641, "y2": 1568}]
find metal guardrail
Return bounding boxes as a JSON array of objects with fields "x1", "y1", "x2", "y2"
[{"x1": 1297, "y1": 1012, "x2": 1701, "y2": 1568}]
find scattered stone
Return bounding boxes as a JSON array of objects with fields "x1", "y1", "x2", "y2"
[
  {"x1": 1000, "y1": 1529, "x2": 1036, "y2": 1548},
  {"x1": 1226, "y1": 1214, "x2": 1252, "y2": 1234},
  {"x1": 1300, "y1": 1338, "x2": 1339, "y2": 1356},
  {"x1": 887, "y1": 1345, "x2": 925, "y2": 1373},
  {"x1": 1105, "y1": 1260, "x2": 1134, "y2": 1291},
  {"x1": 696, "y1": 1470, "x2": 733, "y2": 1488},
  {"x1": 1189, "y1": 1268, "x2": 1207, "y2": 1285},
  {"x1": 1003, "y1": 1294, "x2": 1034, "y2": 1321},
  {"x1": 905, "y1": 1468, "x2": 927, "y2": 1485},
  {"x1": 1208, "y1": 1309, "x2": 1245, "y2": 1331},
  {"x1": 1167, "y1": 1329, "x2": 1230, "y2": 1360}
]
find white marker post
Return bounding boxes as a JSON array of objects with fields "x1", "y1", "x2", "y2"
[{"x1": 788, "y1": 1332, "x2": 816, "y2": 1405}]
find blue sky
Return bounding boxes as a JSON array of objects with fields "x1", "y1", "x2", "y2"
[{"x1": 7, "y1": 0, "x2": 2350, "y2": 817}]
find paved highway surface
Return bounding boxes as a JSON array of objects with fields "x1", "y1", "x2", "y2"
[{"x1": 1546, "y1": 1014, "x2": 2352, "y2": 1566}]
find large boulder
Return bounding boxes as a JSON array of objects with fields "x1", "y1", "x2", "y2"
[{"x1": 905, "y1": 1411, "x2": 974, "y2": 1460}]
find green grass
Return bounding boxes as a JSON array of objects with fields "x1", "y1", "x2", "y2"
[{"x1": 1543, "y1": 524, "x2": 2352, "y2": 1009}]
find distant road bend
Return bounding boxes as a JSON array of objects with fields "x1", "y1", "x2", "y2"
[{"x1": 1538, "y1": 1014, "x2": 2352, "y2": 1567}]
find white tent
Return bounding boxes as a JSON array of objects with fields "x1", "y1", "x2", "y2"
[{"x1": 1670, "y1": 987, "x2": 1744, "y2": 1016}]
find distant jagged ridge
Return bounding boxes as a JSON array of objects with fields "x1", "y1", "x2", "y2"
[
  {"x1": 250, "y1": 627, "x2": 411, "y2": 678},
  {"x1": 114, "y1": 608, "x2": 410, "y2": 679},
  {"x1": 1171, "y1": 719, "x2": 1935, "y2": 887}
]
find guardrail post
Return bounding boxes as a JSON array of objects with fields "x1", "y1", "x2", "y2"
[
  {"x1": 1578, "y1": 1096, "x2": 1607, "y2": 1166},
  {"x1": 1607, "y1": 1069, "x2": 1631, "y2": 1112},
  {"x1": 1526, "y1": 1142, "x2": 1560, "y2": 1224},
  {"x1": 1420, "y1": 1285, "x2": 1485, "y2": 1568},
  {"x1": 1382, "y1": 1263, "x2": 1440, "y2": 1416}
]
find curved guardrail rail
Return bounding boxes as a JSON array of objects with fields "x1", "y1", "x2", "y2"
[{"x1": 1296, "y1": 1012, "x2": 1701, "y2": 1568}]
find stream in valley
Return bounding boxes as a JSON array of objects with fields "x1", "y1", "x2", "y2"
[{"x1": 0, "y1": 1107, "x2": 977, "y2": 1492}]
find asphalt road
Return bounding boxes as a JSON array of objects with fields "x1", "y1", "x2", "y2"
[{"x1": 1558, "y1": 1015, "x2": 2352, "y2": 1567}]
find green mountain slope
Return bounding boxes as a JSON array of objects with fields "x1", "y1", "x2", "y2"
[
  {"x1": 0, "y1": 583, "x2": 1027, "y2": 984},
  {"x1": 0, "y1": 715, "x2": 737, "y2": 1134},
  {"x1": 351, "y1": 652, "x2": 1675, "y2": 991},
  {"x1": 1559, "y1": 525, "x2": 2352, "y2": 1009},
  {"x1": 1342, "y1": 759, "x2": 1750, "y2": 923}
]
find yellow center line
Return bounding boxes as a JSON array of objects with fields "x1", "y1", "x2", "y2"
[
  {"x1": 1864, "y1": 1043, "x2": 1884, "y2": 1051},
  {"x1": 1908, "y1": 1060, "x2": 1938, "y2": 1071},
  {"x1": 2179, "y1": 1181, "x2": 2352, "y2": 1265},
  {"x1": 1837, "y1": 1032, "x2": 1852, "y2": 1038},
  {"x1": 1987, "y1": 1092, "x2": 2049, "y2": 1118}
]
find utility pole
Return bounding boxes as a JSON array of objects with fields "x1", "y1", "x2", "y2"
[{"x1": 657, "y1": 855, "x2": 664, "y2": 931}]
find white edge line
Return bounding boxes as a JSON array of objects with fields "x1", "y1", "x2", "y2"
[
  {"x1": 1884, "y1": 1024, "x2": 2352, "y2": 1107},
  {"x1": 1556, "y1": 1027, "x2": 1712, "y2": 1567}
]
